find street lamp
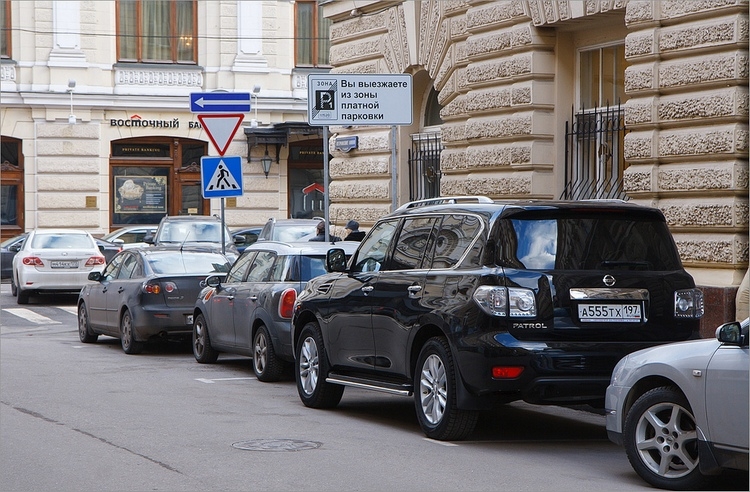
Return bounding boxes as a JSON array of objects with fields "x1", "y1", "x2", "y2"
[
  {"x1": 67, "y1": 79, "x2": 76, "y2": 124},
  {"x1": 251, "y1": 84, "x2": 261, "y2": 128},
  {"x1": 261, "y1": 149, "x2": 272, "y2": 178}
]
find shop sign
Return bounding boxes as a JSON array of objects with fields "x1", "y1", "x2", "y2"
[{"x1": 114, "y1": 176, "x2": 167, "y2": 214}]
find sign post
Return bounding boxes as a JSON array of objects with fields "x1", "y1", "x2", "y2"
[{"x1": 306, "y1": 74, "x2": 413, "y2": 237}]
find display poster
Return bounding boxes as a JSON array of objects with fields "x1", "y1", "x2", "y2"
[{"x1": 114, "y1": 175, "x2": 168, "y2": 214}]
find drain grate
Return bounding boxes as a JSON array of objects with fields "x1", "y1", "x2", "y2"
[{"x1": 231, "y1": 439, "x2": 322, "y2": 452}]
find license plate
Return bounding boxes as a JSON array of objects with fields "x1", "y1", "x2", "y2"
[
  {"x1": 50, "y1": 260, "x2": 79, "y2": 269},
  {"x1": 185, "y1": 315, "x2": 194, "y2": 325},
  {"x1": 578, "y1": 304, "x2": 641, "y2": 322}
]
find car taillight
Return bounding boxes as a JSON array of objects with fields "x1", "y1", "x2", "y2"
[
  {"x1": 278, "y1": 288, "x2": 297, "y2": 319},
  {"x1": 143, "y1": 283, "x2": 161, "y2": 294},
  {"x1": 473, "y1": 286, "x2": 537, "y2": 318},
  {"x1": 22, "y1": 256, "x2": 44, "y2": 266},
  {"x1": 674, "y1": 289, "x2": 704, "y2": 318},
  {"x1": 85, "y1": 256, "x2": 106, "y2": 266}
]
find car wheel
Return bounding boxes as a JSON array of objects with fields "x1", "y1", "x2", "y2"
[
  {"x1": 192, "y1": 313, "x2": 218, "y2": 363},
  {"x1": 295, "y1": 322, "x2": 343, "y2": 408},
  {"x1": 10, "y1": 278, "x2": 17, "y2": 297},
  {"x1": 77, "y1": 302, "x2": 98, "y2": 343},
  {"x1": 414, "y1": 337, "x2": 478, "y2": 441},
  {"x1": 120, "y1": 309, "x2": 144, "y2": 355},
  {"x1": 253, "y1": 325, "x2": 283, "y2": 382},
  {"x1": 623, "y1": 386, "x2": 707, "y2": 491},
  {"x1": 16, "y1": 287, "x2": 30, "y2": 304}
]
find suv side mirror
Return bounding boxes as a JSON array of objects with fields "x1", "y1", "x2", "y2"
[
  {"x1": 326, "y1": 248, "x2": 347, "y2": 272},
  {"x1": 143, "y1": 234, "x2": 154, "y2": 245}
]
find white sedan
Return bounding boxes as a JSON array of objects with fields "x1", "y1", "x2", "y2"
[
  {"x1": 11, "y1": 229, "x2": 106, "y2": 304},
  {"x1": 605, "y1": 318, "x2": 749, "y2": 490}
]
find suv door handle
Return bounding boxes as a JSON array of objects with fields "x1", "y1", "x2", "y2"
[
  {"x1": 361, "y1": 286, "x2": 374, "y2": 295},
  {"x1": 249, "y1": 296, "x2": 258, "y2": 301},
  {"x1": 408, "y1": 285, "x2": 422, "y2": 298}
]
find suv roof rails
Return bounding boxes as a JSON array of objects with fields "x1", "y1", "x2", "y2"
[{"x1": 394, "y1": 196, "x2": 494, "y2": 212}]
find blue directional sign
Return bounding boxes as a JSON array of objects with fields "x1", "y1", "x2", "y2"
[
  {"x1": 190, "y1": 92, "x2": 251, "y2": 113},
  {"x1": 201, "y1": 156, "x2": 243, "y2": 198}
]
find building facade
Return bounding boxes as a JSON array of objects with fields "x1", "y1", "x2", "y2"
[
  {"x1": 1, "y1": 0, "x2": 332, "y2": 240},
  {"x1": 321, "y1": 0, "x2": 749, "y2": 329}
]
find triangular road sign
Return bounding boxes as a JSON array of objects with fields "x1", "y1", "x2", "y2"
[{"x1": 198, "y1": 114, "x2": 245, "y2": 156}]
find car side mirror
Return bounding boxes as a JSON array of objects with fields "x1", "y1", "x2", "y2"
[
  {"x1": 88, "y1": 271, "x2": 102, "y2": 281},
  {"x1": 9, "y1": 243, "x2": 22, "y2": 253},
  {"x1": 716, "y1": 321, "x2": 746, "y2": 346},
  {"x1": 233, "y1": 236, "x2": 246, "y2": 245},
  {"x1": 112, "y1": 238, "x2": 125, "y2": 245},
  {"x1": 326, "y1": 248, "x2": 347, "y2": 273},
  {"x1": 203, "y1": 274, "x2": 223, "y2": 289},
  {"x1": 143, "y1": 234, "x2": 154, "y2": 245}
]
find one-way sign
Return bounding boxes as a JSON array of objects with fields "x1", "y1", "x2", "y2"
[{"x1": 190, "y1": 92, "x2": 251, "y2": 113}]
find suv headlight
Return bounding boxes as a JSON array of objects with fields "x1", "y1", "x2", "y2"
[
  {"x1": 473, "y1": 286, "x2": 537, "y2": 318},
  {"x1": 674, "y1": 288, "x2": 704, "y2": 318}
]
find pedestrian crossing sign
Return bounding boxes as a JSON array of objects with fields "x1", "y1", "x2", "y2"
[{"x1": 201, "y1": 155, "x2": 243, "y2": 198}]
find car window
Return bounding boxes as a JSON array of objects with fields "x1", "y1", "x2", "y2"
[
  {"x1": 31, "y1": 233, "x2": 94, "y2": 249},
  {"x1": 268, "y1": 255, "x2": 288, "y2": 282},
  {"x1": 246, "y1": 251, "x2": 276, "y2": 282},
  {"x1": 147, "y1": 253, "x2": 231, "y2": 274},
  {"x1": 227, "y1": 252, "x2": 256, "y2": 283},
  {"x1": 299, "y1": 255, "x2": 327, "y2": 281},
  {"x1": 430, "y1": 214, "x2": 482, "y2": 269},
  {"x1": 275, "y1": 225, "x2": 317, "y2": 242},
  {"x1": 101, "y1": 254, "x2": 125, "y2": 281},
  {"x1": 117, "y1": 253, "x2": 140, "y2": 279},
  {"x1": 352, "y1": 220, "x2": 398, "y2": 273},
  {"x1": 387, "y1": 217, "x2": 439, "y2": 271}
]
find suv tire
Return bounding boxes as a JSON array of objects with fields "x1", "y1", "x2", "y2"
[
  {"x1": 414, "y1": 337, "x2": 478, "y2": 441},
  {"x1": 295, "y1": 322, "x2": 344, "y2": 408}
]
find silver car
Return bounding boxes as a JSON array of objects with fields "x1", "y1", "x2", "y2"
[{"x1": 605, "y1": 318, "x2": 749, "y2": 490}]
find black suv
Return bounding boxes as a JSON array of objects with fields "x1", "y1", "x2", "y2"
[{"x1": 291, "y1": 196, "x2": 704, "y2": 440}]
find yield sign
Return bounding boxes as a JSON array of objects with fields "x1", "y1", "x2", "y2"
[{"x1": 198, "y1": 114, "x2": 244, "y2": 156}]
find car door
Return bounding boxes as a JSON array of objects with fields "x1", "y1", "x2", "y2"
[
  {"x1": 370, "y1": 216, "x2": 440, "y2": 375},
  {"x1": 86, "y1": 254, "x2": 125, "y2": 330},
  {"x1": 323, "y1": 220, "x2": 399, "y2": 371},
  {"x1": 233, "y1": 250, "x2": 278, "y2": 350},
  {"x1": 106, "y1": 252, "x2": 143, "y2": 331},
  {"x1": 210, "y1": 251, "x2": 255, "y2": 347},
  {"x1": 705, "y1": 338, "x2": 749, "y2": 452}
]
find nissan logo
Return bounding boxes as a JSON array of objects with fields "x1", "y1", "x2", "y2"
[{"x1": 603, "y1": 274, "x2": 616, "y2": 287}]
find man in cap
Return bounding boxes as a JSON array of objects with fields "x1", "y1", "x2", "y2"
[{"x1": 344, "y1": 219, "x2": 366, "y2": 242}]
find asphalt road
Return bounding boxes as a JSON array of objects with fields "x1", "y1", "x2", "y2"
[{"x1": 1, "y1": 284, "x2": 747, "y2": 492}]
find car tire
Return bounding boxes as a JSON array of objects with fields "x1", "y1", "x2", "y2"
[
  {"x1": 77, "y1": 302, "x2": 98, "y2": 343},
  {"x1": 623, "y1": 386, "x2": 707, "y2": 491},
  {"x1": 253, "y1": 324, "x2": 283, "y2": 382},
  {"x1": 295, "y1": 322, "x2": 344, "y2": 408},
  {"x1": 120, "y1": 309, "x2": 144, "y2": 355},
  {"x1": 192, "y1": 313, "x2": 218, "y2": 363},
  {"x1": 414, "y1": 337, "x2": 478, "y2": 441},
  {"x1": 16, "y1": 287, "x2": 30, "y2": 304},
  {"x1": 10, "y1": 278, "x2": 17, "y2": 297}
]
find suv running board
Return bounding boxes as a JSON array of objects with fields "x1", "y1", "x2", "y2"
[{"x1": 326, "y1": 374, "x2": 412, "y2": 396}]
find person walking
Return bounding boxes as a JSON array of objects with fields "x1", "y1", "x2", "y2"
[
  {"x1": 344, "y1": 220, "x2": 366, "y2": 242},
  {"x1": 309, "y1": 220, "x2": 341, "y2": 242}
]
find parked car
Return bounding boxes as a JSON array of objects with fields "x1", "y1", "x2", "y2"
[
  {"x1": 144, "y1": 215, "x2": 242, "y2": 261},
  {"x1": 1, "y1": 234, "x2": 26, "y2": 281},
  {"x1": 192, "y1": 240, "x2": 359, "y2": 381},
  {"x1": 291, "y1": 196, "x2": 704, "y2": 440},
  {"x1": 12, "y1": 229, "x2": 106, "y2": 304},
  {"x1": 605, "y1": 318, "x2": 748, "y2": 490},
  {"x1": 77, "y1": 246, "x2": 232, "y2": 354},
  {"x1": 257, "y1": 217, "x2": 325, "y2": 242},
  {"x1": 101, "y1": 225, "x2": 158, "y2": 249},
  {"x1": 95, "y1": 237, "x2": 123, "y2": 263},
  {"x1": 231, "y1": 226, "x2": 262, "y2": 253}
]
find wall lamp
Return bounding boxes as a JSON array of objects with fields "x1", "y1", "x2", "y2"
[
  {"x1": 251, "y1": 84, "x2": 261, "y2": 128},
  {"x1": 67, "y1": 79, "x2": 76, "y2": 124},
  {"x1": 261, "y1": 146, "x2": 273, "y2": 178}
]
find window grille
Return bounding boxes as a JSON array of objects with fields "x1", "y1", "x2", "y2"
[{"x1": 408, "y1": 133, "x2": 442, "y2": 201}]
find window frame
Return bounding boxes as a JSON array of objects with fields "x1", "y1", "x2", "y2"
[
  {"x1": 1, "y1": 0, "x2": 10, "y2": 59},
  {"x1": 116, "y1": 0, "x2": 198, "y2": 64},
  {"x1": 294, "y1": 0, "x2": 331, "y2": 68}
]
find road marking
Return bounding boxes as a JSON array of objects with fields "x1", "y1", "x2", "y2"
[
  {"x1": 423, "y1": 438, "x2": 458, "y2": 447},
  {"x1": 3, "y1": 308, "x2": 62, "y2": 325},
  {"x1": 195, "y1": 377, "x2": 256, "y2": 384},
  {"x1": 56, "y1": 306, "x2": 78, "y2": 315}
]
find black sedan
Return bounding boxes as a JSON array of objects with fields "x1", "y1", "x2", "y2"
[{"x1": 77, "y1": 246, "x2": 232, "y2": 354}]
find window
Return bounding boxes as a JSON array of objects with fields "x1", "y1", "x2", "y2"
[
  {"x1": 431, "y1": 215, "x2": 482, "y2": 269},
  {"x1": 1, "y1": 0, "x2": 10, "y2": 58},
  {"x1": 1, "y1": 136, "x2": 23, "y2": 238},
  {"x1": 295, "y1": 0, "x2": 330, "y2": 67},
  {"x1": 579, "y1": 44, "x2": 626, "y2": 109},
  {"x1": 117, "y1": 0, "x2": 196, "y2": 63},
  {"x1": 352, "y1": 220, "x2": 398, "y2": 273},
  {"x1": 389, "y1": 217, "x2": 439, "y2": 271},
  {"x1": 246, "y1": 252, "x2": 277, "y2": 282},
  {"x1": 226, "y1": 252, "x2": 255, "y2": 283}
]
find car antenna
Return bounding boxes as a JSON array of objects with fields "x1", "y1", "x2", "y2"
[{"x1": 180, "y1": 229, "x2": 192, "y2": 252}]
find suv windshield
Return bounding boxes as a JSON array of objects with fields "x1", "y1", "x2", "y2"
[
  {"x1": 499, "y1": 217, "x2": 682, "y2": 271},
  {"x1": 157, "y1": 222, "x2": 231, "y2": 245}
]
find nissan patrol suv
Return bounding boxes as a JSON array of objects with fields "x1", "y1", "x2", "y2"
[{"x1": 291, "y1": 196, "x2": 704, "y2": 441}]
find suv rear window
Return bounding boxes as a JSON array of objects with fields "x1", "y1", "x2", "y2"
[{"x1": 498, "y1": 216, "x2": 682, "y2": 271}]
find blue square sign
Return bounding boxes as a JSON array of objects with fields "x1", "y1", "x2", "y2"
[{"x1": 201, "y1": 156, "x2": 243, "y2": 198}]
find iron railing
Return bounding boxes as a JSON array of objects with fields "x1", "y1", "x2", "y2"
[{"x1": 408, "y1": 132, "x2": 442, "y2": 201}]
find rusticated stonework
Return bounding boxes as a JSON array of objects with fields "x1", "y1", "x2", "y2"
[
  {"x1": 658, "y1": 168, "x2": 734, "y2": 190},
  {"x1": 661, "y1": 204, "x2": 734, "y2": 226}
]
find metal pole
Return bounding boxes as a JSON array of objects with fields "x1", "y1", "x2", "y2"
[
  {"x1": 391, "y1": 125, "x2": 397, "y2": 211},
  {"x1": 220, "y1": 197, "x2": 226, "y2": 255},
  {"x1": 323, "y1": 126, "x2": 330, "y2": 242}
]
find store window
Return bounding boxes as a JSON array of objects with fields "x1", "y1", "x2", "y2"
[
  {"x1": 1, "y1": 136, "x2": 23, "y2": 238},
  {"x1": 295, "y1": 0, "x2": 330, "y2": 67},
  {"x1": 117, "y1": 0, "x2": 197, "y2": 63},
  {"x1": 288, "y1": 141, "x2": 324, "y2": 219},
  {"x1": 1, "y1": 0, "x2": 10, "y2": 59}
]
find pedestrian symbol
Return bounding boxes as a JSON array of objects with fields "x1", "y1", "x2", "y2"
[{"x1": 201, "y1": 156, "x2": 243, "y2": 198}]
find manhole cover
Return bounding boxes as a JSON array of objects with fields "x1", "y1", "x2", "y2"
[{"x1": 231, "y1": 439, "x2": 322, "y2": 452}]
